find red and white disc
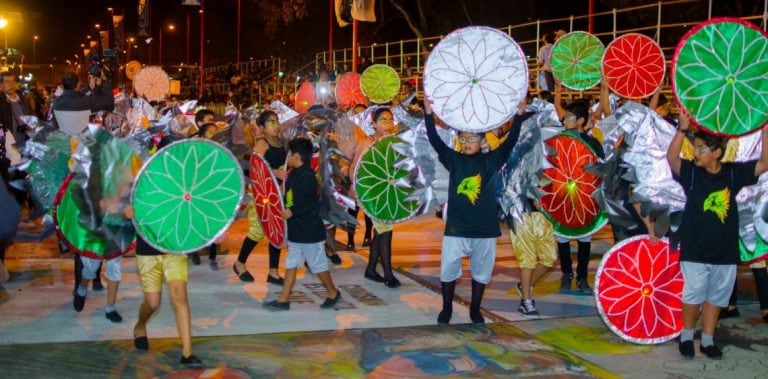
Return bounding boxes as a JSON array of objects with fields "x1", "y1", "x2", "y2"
[
  {"x1": 249, "y1": 154, "x2": 287, "y2": 248},
  {"x1": 595, "y1": 235, "x2": 684, "y2": 344},
  {"x1": 602, "y1": 33, "x2": 665, "y2": 99}
]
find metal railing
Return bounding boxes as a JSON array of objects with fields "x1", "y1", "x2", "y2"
[{"x1": 198, "y1": 0, "x2": 768, "y2": 102}]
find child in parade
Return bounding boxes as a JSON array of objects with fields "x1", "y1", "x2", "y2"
[
  {"x1": 351, "y1": 107, "x2": 401, "y2": 287},
  {"x1": 236, "y1": 110, "x2": 287, "y2": 285},
  {"x1": 667, "y1": 113, "x2": 768, "y2": 359},
  {"x1": 262, "y1": 138, "x2": 341, "y2": 311},
  {"x1": 553, "y1": 81, "x2": 605, "y2": 293},
  {"x1": 424, "y1": 97, "x2": 527, "y2": 324}
]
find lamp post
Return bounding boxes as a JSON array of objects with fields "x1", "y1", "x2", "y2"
[
  {"x1": 33, "y1": 35, "x2": 38, "y2": 65},
  {"x1": 159, "y1": 24, "x2": 175, "y2": 66}
]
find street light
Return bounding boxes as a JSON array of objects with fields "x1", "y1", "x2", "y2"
[
  {"x1": 33, "y1": 35, "x2": 38, "y2": 65},
  {"x1": 159, "y1": 23, "x2": 175, "y2": 66},
  {"x1": 0, "y1": 18, "x2": 8, "y2": 51}
]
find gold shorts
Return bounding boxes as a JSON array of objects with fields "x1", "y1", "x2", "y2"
[
  {"x1": 136, "y1": 254, "x2": 188, "y2": 292},
  {"x1": 510, "y1": 212, "x2": 557, "y2": 269},
  {"x1": 246, "y1": 190, "x2": 265, "y2": 242}
]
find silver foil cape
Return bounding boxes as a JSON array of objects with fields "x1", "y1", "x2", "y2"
[
  {"x1": 597, "y1": 101, "x2": 685, "y2": 236},
  {"x1": 391, "y1": 97, "x2": 453, "y2": 209},
  {"x1": 497, "y1": 101, "x2": 560, "y2": 229},
  {"x1": 731, "y1": 132, "x2": 768, "y2": 257},
  {"x1": 69, "y1": 125, "x2": 138, "y2": 255}
]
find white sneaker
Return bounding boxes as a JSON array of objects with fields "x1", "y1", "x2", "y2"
[{"x1": 518, "y1": 299, "x2": 540, "y2": 317}]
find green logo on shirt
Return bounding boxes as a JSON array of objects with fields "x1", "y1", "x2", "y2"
[
  {"x1": 285, "y1": 189, "x2": 294, "y2": 209},
  {"x1": 703, "y1": 187, "x2": 730, "y2": 223},
  {"x1": 457, "y1": 174, "x2": 482, "y2": 205}
]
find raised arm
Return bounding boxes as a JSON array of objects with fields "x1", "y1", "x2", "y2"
[
  {"x1": 423, "y1": 97, "x2": 452, "y2": 161},
  {"x1": 554, "y1": 79, "x2": 566, "y2": 120},
  {"x1": 667, "y1": 112, "x2": 689, "y2": 176}
]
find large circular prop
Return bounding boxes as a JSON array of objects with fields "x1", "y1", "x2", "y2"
[
  {"x1": 602, "y1": 33, "x2": 665, "y2": 99},
  {"x1": 53, "y1": 173, "x2": 136, "y2": 259},
  {"x1": 125, "y1": 60, "x2": 142, "y2": 80},
  {"x1": 133, "y1": 66, "x2": 170, "y2": 102},
  {"x1": 250, "y1": 154, "x2": 287, "y2": 248},
  {"x1": 551, "y1": 31, "x2": 605, "y2": 90},
  {"x1": 131, "y1": 140, "x2": 244, "y2": 254},
  {"x1": 539, "y1": 133, "x2": 607, "y2": 238},
  {"x1": 423, "y1": 26, "x2": 528, "y2": 133},
  {"x1": 360, "y1": 64, "x2": 401, "y2": 104},
  {"x1": 335, "y1": 72, "x2": 369, "y2": 109},
  {"x1": 595, "y1": 235, "x2": 684, "y2": 344},
  {"x1": 354, "y1": 135, "x2": 420, "y2": 224},
  {"x1": 294, "y1": 81, "x2": 316, "y2": 114},
  {"x1": 673, "y1": 18, "x2": 768, "y2": 136}
]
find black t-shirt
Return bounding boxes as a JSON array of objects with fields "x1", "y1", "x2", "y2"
[
  {"x1": 425, "y1": 113, "x2": 525, "y2": 238},
  {"x1": 285, "y1": 164, "x2": 326, "y2": 243},
  {"x1": 673, "y1": 160, "x2": 758, "y2": 264},
  {"x1": 135, "y1": 235, "x2": 163, "y2": 256}
]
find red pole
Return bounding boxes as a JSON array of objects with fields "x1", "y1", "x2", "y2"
[
  {"x1": 237, "y1": 0, "x2": 241, "y2": 63},
  {"x1": 329, "y1": 0, "x2": 333, "y2": 71},
  {"x1": 199, "y1": 3, "x2": 205, "y2": 98},
  {"x1": 186, "y1": 11, "x2": 190, "y2": 65},
  {"x1": 352, "y1": 20, "x2": 358, "y2": 73},
  {"x1": 588, "y1": 0, "x2": 594, "y2": 34}
]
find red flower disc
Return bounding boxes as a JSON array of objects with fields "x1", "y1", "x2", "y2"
[
  {"x1": 595, "y1": 235, "x2": 684, "y2": 344},
  {"x1": 539, "y1": 133, "x2": 606, "y2": 238},
  {"x1": 250, "y1": 154, "x2": 287, "y2": 248},
  {"x1": 335, "y1": 72, "x2": 369, "y2": 109},
  {"x1": 602, "y1": 33, "x2": 665, "y2": 99},
  {"x1": 294, "y1": 82, "x2": 316, "y2": 114}
]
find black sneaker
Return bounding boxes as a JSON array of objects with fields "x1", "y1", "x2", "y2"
[
  {"x1": 362, "y1": 237, "x2": 371, "y2": 247},
  {"x1": 105, "y1": 310, "x2": 123, "y2": 323},
  {"x1": 190, "y1": 253, "x2": 201, "y2": 265},
  {"x1": 559, "y1": 274, "x2": 573, "y2": 293},
  {"x1": 364, "y1": 270, "x2": 385, "y2": 283},
  {"x1": 327, "y1": 253, "x2": 342, "y2": 265},
  {"x1": 73, "y1": 293, "x2": 86, "y2": 312},
  {"x1": 437, "y1": 309, "x2": 452, "y2": 325},
  {"x1": 699, "y1": 344, "x2": 723, "y2": 359},
  {"x1": 208, "y1": 259, "x2": 219, "y2": 271},
  {"x1": 92, "y1": 279, "x2": 104, "y2": 291},
  {"x1": 345, "y1": 243, "x2": 355, "y2": 251},
  {"x1": 262, "y1": 299, "x2": 290, "y2": 311},
  {"x1": 719, "y1": 307, "x2": 740, "y2": 319},
  {"x1": 266, "y1": 275, "x2": 285, "y2": 286},
  {"x1": 518, "y1": 299, "x2": 540, "y2": 317},
  {"x1": 320, "y1": 291, "x2": 341, "y2": 309},
  {"x1": 679, "y1": 340, "x2": 694, "y2": 359},
  {"x1": 515, "y1": 282, "x2": 534, "y2": 302},
  {"x1": 232, "y1": 263, "x2": 254, "y2": 282},
  {"x1": 384, "y1": 276, "x2": 401, "y2": 288},
  {"x1": 576, "y1": 278, "x2": 593, "y2": 294},
  {"x1": 133, "y1": 336, "x2": 149, "y2": 350},
  {"x1": 180, "y1": 354, "x2": 204, "y2": 368}
]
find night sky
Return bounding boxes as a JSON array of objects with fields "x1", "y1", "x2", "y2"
[{"x1": 2, "y1": 0, "x2": 758, "y2": 70}]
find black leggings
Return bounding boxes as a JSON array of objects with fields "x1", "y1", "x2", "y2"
[{"x1": 348, "y1": 207, "x2": 373, "y2": 243}]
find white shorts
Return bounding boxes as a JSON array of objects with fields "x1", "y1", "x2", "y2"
[
  {"x1": 285, "y1": 241, "x2": 329, "y2": 274},
  {"x1": 440, "y1": 236, "x2": 496, "y2": 284},
  {"x1": 680, "y1": 261, "x2": 736, "y2": 307},
  {"x1": 81, "y1": 255, "x2": 122, "y2": 282}
]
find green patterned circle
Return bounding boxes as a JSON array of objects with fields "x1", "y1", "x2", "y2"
[
  {"x1": 674, "y1": 19, "x2": 768, "y2": 136},
  {"x1": 132, "y1": 140, "x2": 244, "y2": 253},
  {"x1": 551, "y1": 31, "x2": 605, "y2": 90},
  {"x1": 360, "y1": 64, "x2": 401, "y2": 104},
  {"x1": 354, "y1": 135, "x2": 420, "y2": 224}
]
